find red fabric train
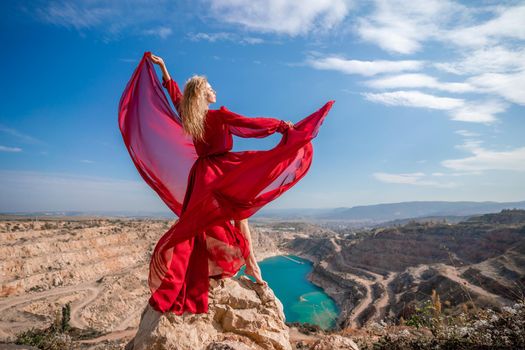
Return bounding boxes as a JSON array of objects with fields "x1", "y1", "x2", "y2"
[{"x1": 118, "y1": 51, "x2": 335, "y2": 314}]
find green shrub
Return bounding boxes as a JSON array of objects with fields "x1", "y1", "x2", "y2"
[{"x1": 15, "y1": 326, "x2": 73, "y2": 350}]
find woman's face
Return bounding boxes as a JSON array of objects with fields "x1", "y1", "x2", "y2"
[{"x1": 205, "y1": 82, "x2": 216, "y2": 104}]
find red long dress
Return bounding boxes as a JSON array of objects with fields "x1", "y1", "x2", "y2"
[{"x1": 118, "y1": 51, "x2": 335, "y2": 314}]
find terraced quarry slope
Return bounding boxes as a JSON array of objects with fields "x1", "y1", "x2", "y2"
[
  {"x1": 274, "y1": 210, "x2": 525, "y2": 328},
  {"x1": 0, "y1": 218, "x2": 172, "y2": 346}
]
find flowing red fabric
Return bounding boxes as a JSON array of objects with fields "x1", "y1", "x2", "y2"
[{"x1": 118, "y1": 51, "x2": 335, "y2": 315}]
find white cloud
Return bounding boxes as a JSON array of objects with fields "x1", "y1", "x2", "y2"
[
  {"x1": 467, "y1": 70, "x2": 525, "y2": 106},
  {"x1": 0, "y1": 124, "x2": 43, "y2": 144},
  {"x1": 365, "y1": 73, "x2": 477, "y2": 93},
  {"x1": 449, "y1": 171, "x2": 483, "y2": 176},
  {"x1": 435, "y1": 46, "x2": 525, "y2": 75},
  {"x1": 362, "y1": 90, "x2": 463, "y2": 110},
  {"x1": 356, "y1": 1, "x2": 524, "y2": 55},
  {"x1": 242, "y1": 37, "x2": 265, "y2": 45},
  {"x1": 351, "y1": 1, "x2": 525, "y2": 109},
  {"x1": 455, "y1": 130, "x2": 480, "y2": 138},
  {"x1": 36, "y1": 1, "x2": 114, "y2": 30},
  {"x1": 365, "y1": 69, "x2": 525, "y2": 106},
  {"x1": 356, "y1": 0, "x2": 467, "y2": 54},
  {"x1": 188, "y1": 32, "x2": 230, "y2": 42},
  {"x1": 0, "y1": 145, "x2": 22, "y2": 153},
  {"x1": 442, "y1": 141, "x2": 525, "y2": 172},
  {"x1": 362, "y1": 90, "x2": 507, "y2": 123},
  {"x1": 374, "y1": 171, "x2": 424, "y2": 184},
  {"x1": 373, "y1": 171, "x2": 457, "y2": 188},
  {"x1": 450, "y1": 100, "x2": 507, "y2": 123},
  {"x1": 454, "y1": 139, "x2": 483, "y2": 153},
  {"x1": 33, "y1": 0, "x2": 178, "y2": 41},
  {"x1": 143, "y1": 26, "x2": 172, "y2": 39},
  {"x1": 432, "y1": 170, "x2": 483, "y2": 177},
  {"x1": 305, "y1": 56, "x2": 423, "y2": 76},
  {"x1": 446, "y1": 5, "x2": 525, "y2": 47},
  {"x1": 187, "y1": 32, "x2": 264, "y2": 45},
  {"x1": 349, "y1": 3, "x2": 525, "y2": 114},
  {"x1": 206, "y1": 0, "x2": 353, "y2": 36}
]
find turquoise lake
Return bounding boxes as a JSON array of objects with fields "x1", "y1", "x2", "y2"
[{"x1": 236, "y1": 255, "x2": 339, "y2": 330}]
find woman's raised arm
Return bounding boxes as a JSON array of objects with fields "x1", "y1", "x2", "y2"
[
  {"x1": 219, "y1": 106, "x2": 292, "y2": 138},
  {"x1": 150, "y1": 54, "x2": 182, "y2": 116},
  {"x1": 150, "y1": 53, "x2": 171, "y2": 82}
]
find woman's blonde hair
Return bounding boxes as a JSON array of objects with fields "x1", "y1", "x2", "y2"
[{"x1": 180, "y1": 75, "x2": 209, "y2": 143}]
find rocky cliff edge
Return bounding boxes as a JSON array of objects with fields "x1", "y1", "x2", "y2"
[{"x1": 126, "y1": 276, "x2": 292, "y2": 350}]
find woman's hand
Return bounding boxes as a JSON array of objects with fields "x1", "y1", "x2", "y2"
[
  {"x1": 150, "y1": 53, "x2": 171, "y2": 82},
  {"x1": 277, "y1": 120, "x2": 294, "y2": 134},
  {"x1": 150, "y1": 53, "x2": 165, "y2": 67}
]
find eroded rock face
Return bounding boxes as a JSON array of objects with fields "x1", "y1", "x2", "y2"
[
  {"x1": 127, "y1": 276, "x2": 292, "y2": 350},
  {"x1": 310, "y1": 334, "x2": 359, "y2": 350}
]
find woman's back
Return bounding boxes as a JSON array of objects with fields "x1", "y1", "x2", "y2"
[{"x1": 192, "y1": 109, "x2": 231, "y2": 157}]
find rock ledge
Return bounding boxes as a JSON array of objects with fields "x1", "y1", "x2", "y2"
[{"x1": 127, "y1": 276, "x2": 291, "y2": 350}]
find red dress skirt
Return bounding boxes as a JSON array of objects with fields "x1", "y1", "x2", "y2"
[{"x1": 118, "y1": 51, "x2": 335, "y2": 314}]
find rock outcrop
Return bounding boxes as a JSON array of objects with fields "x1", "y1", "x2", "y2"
[
  {"x1": 127, "y1": 276, "x2": 292, "y2": 350},
  {"x1": 310, "y1": 334, "x2": 359, "y2": 350}
]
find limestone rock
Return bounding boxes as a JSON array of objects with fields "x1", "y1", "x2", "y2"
[
  {"x1": 310, "y1": 334, "x2": 359, "y2": 350},
  {"x1": 127, "y1": 276, "x2": 291, "y2": 350}
]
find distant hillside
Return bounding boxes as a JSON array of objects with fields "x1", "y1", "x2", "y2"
[
  {"x1": 257, "y1": 200, "x2": 525, "y2": 223},
  {"x1": 372, "y1": 215, "x2": 471, "y2": 228},
  {"x1": 2, "y1": 200, "x2": 525, "y2": 224}
]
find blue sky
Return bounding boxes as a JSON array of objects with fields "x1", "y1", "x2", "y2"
[{"x1": 1, "y1": 0, "x2": 524, "y2": 212}]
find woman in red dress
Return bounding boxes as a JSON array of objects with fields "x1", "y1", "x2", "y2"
[
  {"x1": 151, "y1": 52, "x2": 290, "y2": 286},
  {"x1": 118, "y1": 51, "x2": 335, "y2": 315}
]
